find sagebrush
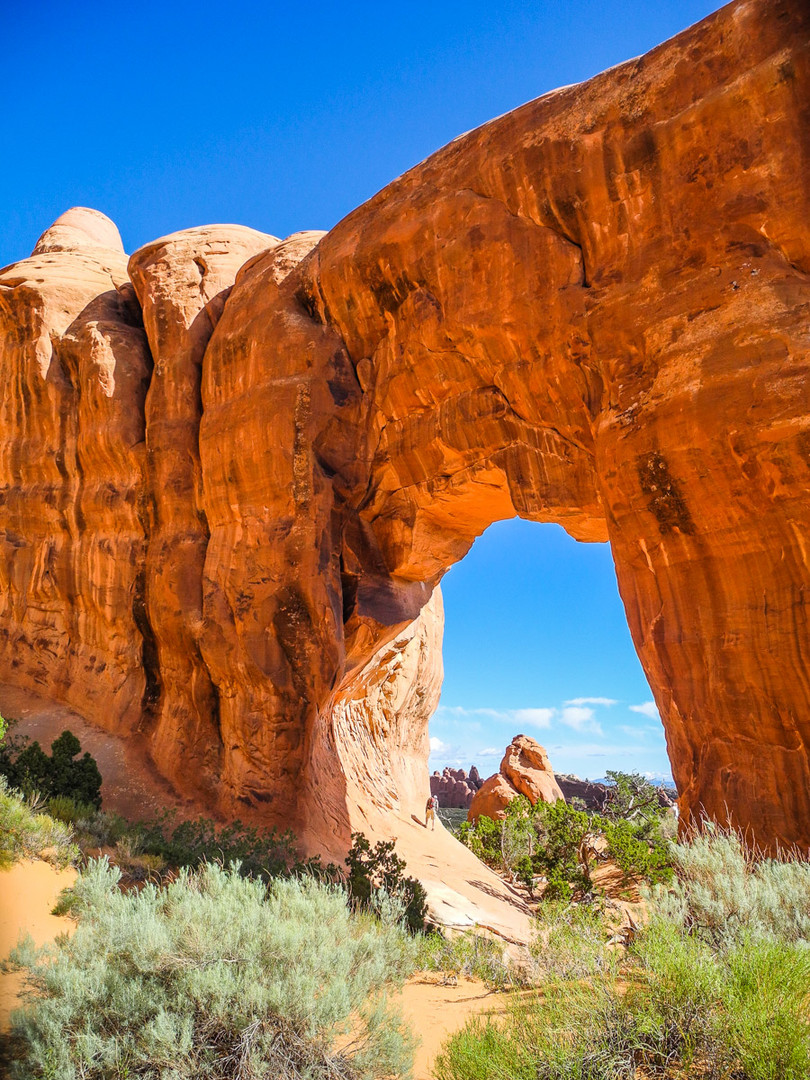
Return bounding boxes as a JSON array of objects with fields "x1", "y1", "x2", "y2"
[
  {"x1": 7, "y1": 858, "x2": 415, "y2": 1080},
  {"x1": 436, "y1": 831, "x2": 810, "y2": 1080}
]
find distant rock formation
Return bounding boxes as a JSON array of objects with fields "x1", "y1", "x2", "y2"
[
  {"x1": 430, "y1": 766, "x2": 483, "y2": 808},
  {"x1": 555, "y1": 773, "x2": 677, "y2": 813},
  {"x1": 468, "y1": 737, "x2": 564, "y2": 822}
]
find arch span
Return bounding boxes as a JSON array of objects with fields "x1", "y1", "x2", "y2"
[{"x1": 198, "y1": 0, "x2": 810, "y2": 854}]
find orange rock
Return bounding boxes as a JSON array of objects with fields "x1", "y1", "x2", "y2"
[
  {"x1": 468, "y1": 774, "x2": 521, "y2": 823},
  {"x1": 0, "y1": 210, "x2": 151, "y2": 730},
  {"x1": 501, "y1": 736, "x2": 565, "y2": 806},
  {"x1": 468, "y1": 737, "x2": 564, "y2": 822},
  {"x1": 0, "y1": 0, "x2": 808, "y2": 862},
  {"x1": 128, "y1": 224, "x2": 280, "y2": 800}
]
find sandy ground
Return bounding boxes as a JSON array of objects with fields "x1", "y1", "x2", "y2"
[
  {"x1": 0, "y1": 859, "x2": 77, "y2": 1030},
  {"x1": 401, "y1": 974, "x2": 511, "y2": 1079}
]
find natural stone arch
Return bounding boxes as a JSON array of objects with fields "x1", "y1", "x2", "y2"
[
  {"x1": 0, "y1": 0, "x2": 808, "y2": 878},
  {"x1": 195, "y1": 0, "x2": 810, "y2": 853}
]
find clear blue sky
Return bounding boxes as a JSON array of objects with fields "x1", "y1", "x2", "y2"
[{"x1": 2, "y1": 0, "x2": 723, "y2": 780}]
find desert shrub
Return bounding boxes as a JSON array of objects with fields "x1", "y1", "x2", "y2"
[
  {"x1": 603, "y1": 818, "x2": 672, "y2": 885},
  {"x1": 0, "y1": 777, "x2": 78, "y2": 869},
  {"x1": 438, "y1": 928, "x2": 810, "y2": 1079},
  {"x1": 650, "y1": 825, "x2": 810, "y2": 945},
  {"x1": 47, "y1": 794, "x2": 99, "y2": 826},
  {"x1": 345, "y1": 831, "x2": 429, "y2": 933},
  {"x1": 458, "y1": 811, "x2": 503, "y2": 868},
  {"x1": 529, "y1": 899, "x2": 615, "y2": 981},
  {"x1": 500, "y1": 803, "x2": 536, "y2": 885},
  {"x1": 0, "y1": 728, "x2": 102, "y2": 808},
  {"x1": 436, "y1": 833, "x2": 810, "y2": 1080},
  {"x1": 7, "y1": 858, "x2": 415, "y2": 1080},
  {"x1": 601, "y1": 770, "x2": 665, "y2": 826},
  {"x1": 531, "y1": 800, "x2": 593, "y2": 896},
  {"x1": 72, "y1": 808, "x2": 131, "y2": 849},
  {"x1": 414, "y1": 929, "x2": 521, "y2": 989},
  {"x1": 713, "y1": 935, "x2": 810, "y2": 1079},
  {"x1": 460, "y1": 773, "x2": 673, "y2": 898},
  {"x1": 435, "y1": 983, "x2": 622, "y2": 1080},
  {"x1": 134, "y1": 811, "x2": 300, "y2": 881}
]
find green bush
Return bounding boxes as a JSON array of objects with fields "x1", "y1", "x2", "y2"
[
  {"x1": 604, "y1": 818, "x2": 672, "y2": 885},
  {"x1": 529, "y1": 899, "x2": 615, "y2": 982},
  {"x1": 7, "y1": 858, "x2": 415, "y2": 1080},
  {"x1": 72, "y1": 808, "x2": 131, "y2": 849},
  {"x1": 47, "y1": 795, "x2": 100, "y2": 826},
  {"x1": 0, "y1": 728, "x2": 102, "y2": 808},
  {"x1": 458, "y1": 811, "x2": 504, "y2": 868},
  {"x1": 436, "y1": 833, "x2": 810, "y2": 1080},
  {"x1": 459, "y1": 773, "x2": 674, "y2": 898},
  {"x1": 135, "y1": 811, "x2": 301, "y2": 881},
  {"x1": 649, "y1": 825, "x2": 810, "y2": 945},
  {"x1": 0, "y1": 777, "x2": 78, "y2": 869},
  {"x1": 345, "y1": 831, "x2": 429, "y2": 933},
  {"x1": 438, "y1": 927, "x2": 810, "y2": 1079},
  {"x1": 414, "y1": 929, "x2": 520, "y2": 989}
]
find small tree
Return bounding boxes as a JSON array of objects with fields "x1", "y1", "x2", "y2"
[
  {"x1": 602, "y1": 770, "x2": 664, "y2": 831},
  {"x1": 0, "y1": 729, "x2": 102, "y2": 808},
  {"x1": 345, "y1": 832, "x2": 429, "y2": 933}
]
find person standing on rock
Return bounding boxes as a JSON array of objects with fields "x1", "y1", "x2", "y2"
[{"x1": 425, "y1": 793, "x2": 439, "y2": 830}]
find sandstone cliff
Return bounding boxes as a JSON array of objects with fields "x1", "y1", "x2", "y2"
[{"x1": 0, "y1": 0, "x2": 808, "y2": 858}]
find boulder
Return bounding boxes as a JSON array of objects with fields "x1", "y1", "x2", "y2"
[
  {"x1": 468, "y1": 737, "x2": 564, "y2": 822},
  {"x1": 502, "y1": 736, "x2": 565, "y2": 806}
]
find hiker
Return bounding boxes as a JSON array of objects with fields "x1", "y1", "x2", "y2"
[{"x1": 425, "y1": 793, "x2": 439, "y2": 830}]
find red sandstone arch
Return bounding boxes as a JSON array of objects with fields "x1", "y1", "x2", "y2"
[{"x1": 0, "y1": 0, "x2": 808, "y2": 891}]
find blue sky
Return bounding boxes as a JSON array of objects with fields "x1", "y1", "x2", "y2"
[
  {"x1": 431, "y1": 521, "x2": 671, "y2": 781},
  {"x1": 1, "y1": 0, "x2": 723, "y2": 781}
]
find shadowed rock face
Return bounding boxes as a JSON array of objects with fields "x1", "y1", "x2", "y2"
[{"x1": 0, "y1": 0, "x2": 809, "y2": 858}]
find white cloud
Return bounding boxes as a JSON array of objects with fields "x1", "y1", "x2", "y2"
[
  {"x1": 619, "y1": 724, "x2": 645, "y2": 737},
  {"x1": 630, "y1": 701, "x2": 660, "y2": 720},
  {"x1": 436, "y1": 705, "x2": 508, "y2": 720},
  {"x1": 513, "y1": 707, "x2": 554, "y2": 729},
  {"x1": 477, "y1": 747, "x2": 500, "y2": 757},
  {"x1": 560, "y1": 705, "x2": 603, "y2": 735},
  {"x1": 436, "y1": 704, "x2": 553, "y2": 728},
  {"x1": 429, "y1": 737, "x2": 448, "y2": 753},
  {"x1": 565, "y1": 697, "x2": 618, "y2": 708}
]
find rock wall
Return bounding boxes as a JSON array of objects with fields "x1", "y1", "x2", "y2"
[{"x1": 0, "y1": 0, "x2": 809, "y2": 853}]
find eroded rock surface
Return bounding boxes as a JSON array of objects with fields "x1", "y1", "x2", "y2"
[
  {"x1": 469, "y1": 737, "x2": 565, "y2": 822},
  {"x1": 0, "y1": 0, "x2": 809, "y2": 856}
]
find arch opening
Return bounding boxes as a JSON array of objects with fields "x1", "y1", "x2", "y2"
[{"x1": 428, "y1": 518, "x2": 670, "y2": 796}]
